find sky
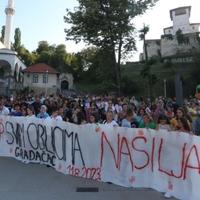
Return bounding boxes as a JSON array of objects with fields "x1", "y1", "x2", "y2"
[{"x1": 0, "y1": 0, "x2": 199, "y2": 61}]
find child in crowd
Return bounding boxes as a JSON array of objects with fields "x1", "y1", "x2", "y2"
[
  {"x1": 121, "y1": 109, "x2": 133, "y2": 128},
  {"x1": 177, "y1": 117, "x2": 192, "y2": 134},
  {"x1": 103, "y1": 111, "x2": 119, "y2": 127},
  {"x1": 37, "y1": 105, "x2": 49, "y2": 119},
  {"x1": 51, "y1": 107, "x2": 63, "y2": 121},
  {"x1": 26, "y1": 105, "x2": 35, "y2": 118},
  {"x1": 139, "y1": 114, "x2": 156, "y2": 129},
  {"x1": 157, "y1": 114, "x2": 171, "y2": 131}
]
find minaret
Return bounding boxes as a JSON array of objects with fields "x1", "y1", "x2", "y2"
[{"x1": 4, "y1": 0, "x2": 15, "y2": 49}]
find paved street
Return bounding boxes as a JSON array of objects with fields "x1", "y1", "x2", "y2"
[{"x1": 0, "y1": 157, "x2": 177, "y2": 200}]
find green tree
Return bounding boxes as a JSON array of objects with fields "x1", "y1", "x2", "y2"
[
  {"x1": 35, "y1": 41, "x2": 56, "y2": 66},
  {"x1": 11, "y1": 28, "x2": 35, "y2": 66},
  {"x1": 0, "y1": 26, "x2": 5, "y2": 43},
  {"x1": 68, "y1": 46, "x2": 118, "y2": 93},
  {"x1": 190, "y1": 50, "x2": 200, "y2": 86},
  {"x1": 52, "y1": 44, "x2": 70, "y2": 71},
  {"x1": 140, "y1": 61, "x2": 158, "y2": 98},
  {"x1": 139, "y1": 24, "x2": 149, "y2": 62},
  {"x1": 35, "y1": 41, "x2": 72, "y2": 73},
  {"x1": 18, "y1": 45, "x2": 36, "y2": 66},
  {"x1": 13, "y1": 28, "x2": 21, "y2": 51},
  {"x1": 36, "y1": 41, "x2": 50, "y2": 54},
  {"x1": 64, "y1": 0, "x2": 158, "y2": 94}
]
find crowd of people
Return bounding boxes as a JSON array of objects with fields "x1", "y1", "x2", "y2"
[{"x1": 0, "y1": 93, "x2": 200, "y2": 135}]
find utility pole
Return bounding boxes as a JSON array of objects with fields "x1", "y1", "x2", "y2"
[
  {"x1": 164, "y1": 79, "x2": 167, "y2": 98},
  {"x1": 45, "y1": 70, "x2": 48, "y2": 97},
  {"x1": 175, "y1": 73, "x2": 183, "y2": 106}
]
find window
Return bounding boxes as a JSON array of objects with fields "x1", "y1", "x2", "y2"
[
  {"x1": 43, "y1": 73, "x2": 48, "y2": 83},
  {"x1": 32, "y1": 74, "x2": 38, "y2": 83},
  {"x1": 175, "y1": 9, "x2": 186, "y2": 16}
]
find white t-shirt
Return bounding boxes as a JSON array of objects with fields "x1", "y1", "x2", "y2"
[
  {"x1": 52, "y1": 115, "x2": 63, "y2": 121},
  {"x1": 104, "y1": 120, "x2": 119, "y2": 127},
  {"x1": 0, "y1": 106, "x2": 10, "y2": 115}
]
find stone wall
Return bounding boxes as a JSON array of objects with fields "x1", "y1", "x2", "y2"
[{"x1": 161, "y1": 33, "x2": 200, "y2": 57}]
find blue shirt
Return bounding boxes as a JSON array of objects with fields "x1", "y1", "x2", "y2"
[
  {"x1": 37, "y1": 112, "x2": 49, "y2": 119},
  {"x1": 121, "y1": 119, "x2": 131, "y2": 128}
]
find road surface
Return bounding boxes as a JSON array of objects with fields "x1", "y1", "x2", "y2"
[{"x1": 0, "y1": 157, "x2": 177, "y2": 200}]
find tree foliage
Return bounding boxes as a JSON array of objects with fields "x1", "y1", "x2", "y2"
[
  {"x1": 139, "y1": 24, "x2": 149, "y2": 62},
  {"x1": 13, "y1": 28, "x2": 21, "y2": 51},
  {"x1": 190, "y1": 50, "x2": 200, "y2": 85},
  {"x1": 12, "y1": 28, "x2": 35, "y2": 66},
  {"x1": 64, "y1": 0, "x2": 158, "y2": 94},
  {"x1": 35, "y1": 41, "x2": 73, "y2": 73},
  {"x1": 0, "y1": 26, "x2": 5, "y2": 43},
  {"x1": 140, "y1": 61, "x2": 158, "y2": 98}
]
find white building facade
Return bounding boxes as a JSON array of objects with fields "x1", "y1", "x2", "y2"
[
  {"x1": 164, "y1": 6, "x2": 200, "y2": 35},
  {"x1": 23, "y1": 63, "x2": 74, "y2": 95},
  {"x1": 141, "y1": 6, "x2": 200, "y2": 62},
  {"x1": 0, "y1": 0, "x2": 27, "y2": 95},
  {"x1": 0, "y1": 49, "x2": 26, "y2": 95}
]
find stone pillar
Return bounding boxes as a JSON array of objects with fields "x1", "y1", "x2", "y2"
[{"x1": 4, "y1": 0, "x2": 15, "y2": 49}]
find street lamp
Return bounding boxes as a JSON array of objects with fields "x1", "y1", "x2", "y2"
[
  {"x1": 164, "y1": 79, "x2": 167, "y2": 98},
  {"x1": 45, "y1": 70, "x2": 48, "y2": 97}
]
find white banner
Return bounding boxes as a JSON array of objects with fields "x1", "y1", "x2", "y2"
[{"x1": 0, "y1": 116, "x2": 200, "y2": 200}]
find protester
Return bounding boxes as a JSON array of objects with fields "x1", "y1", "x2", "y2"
[
  {"x1": 37, "y1": 105, "x2": 50, "y2": 119},
  {"x1": 0, "y1": 92, "x2": 199, "y2": 135},
  {"x1": 103, "y1": 111, "x2": 118, "y2": 126},
  {"x1": 177, "y1": 117, "x2": 192, "y2": 133},
  {"x1": 10, "y1": 104, "x2": 22, "y2": 116},
  {"x1": 26, "y1": 105, "x2": 36, "y2": 118},
  {"x1": 157, "y1": 114, "x2": 171, "y2": 131},
  {"x1": 121, "y1": 109, "x2": 134, "y2": 128},
  {"x1": 72, "y1": 106, "x2": 86, "y2": 124},
  {"x1": 31, "y1": 95, "x2": 41, "y2": 115},
  {"x1": 51, "y1": 107, "x2": 63, "y2": 121},
  {"x1": 170, "y1": 107, "x2": 190, "y2": 131},
  {"x1": 88, "y1": 113, "x2": 98, "y2": 124},
  {"x1": 138, "y1": 114, "x2": 156, "y2": 129},
  {"x1": 192, "y1": 105, "x2": 200, "y2": 135},
  {"x1": 0, "y1": 98, "x2": 10, "y2": 115}
]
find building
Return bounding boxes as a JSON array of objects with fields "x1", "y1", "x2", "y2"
[
  {"x1": 0, "y1": 0, "x2": 27, "y2": 95},
  {"x1": 23, "y1": 63, "x2": 73, "y2": 95},
  {"x1": 141, "y1": 6, "x2": 200, "y2": 62},
  {"x1": 164, "y1": 6, "x2": 200, "y2": 35},
  {"x1": 0, "y1": 48, "x2": 26, "y2": 95},
  {"x1": 0, "y1": 0, "x2": 74, "y2": 96}
]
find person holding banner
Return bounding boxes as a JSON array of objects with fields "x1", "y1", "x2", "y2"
[
  {"x1": 156, "y1": 114, "x2": 171, "y2": 131},
  {"x1": 170, "y1": 107, "x2": 190, "y2": 131},
  {"x1": 176, "y1": 117, "x2": 191, "y2": 133},
  {"x1": 0, "y1": 98, "x2": 10, "y2": 115},
  {"x1": 121, "y1": 109, "x2": 134, "y2": 128},
  {"x1": 138, "y1": 114, "x2": 156, "y2": 129},
  {"x1": 193, "y1": 104, "x2": 200, "y2": 135},
  {"x1": 51, "y1": 107, "x2": 63, "y2": 121},
  {"x1": 26, "y1": 105, "x2": 36, "y2": 118},
  {"x1": 88, "y1": 113, "x2": 98, "y2": 123},
  {"x1": 103, "y1": 111, "x2": 119, "y2": 126},
  {"x1": 37, "y1": 105, "x2": 50, "y2": 119},
  {"x1": 10, "y1": 104, "x2": 22, "y2": 116}
]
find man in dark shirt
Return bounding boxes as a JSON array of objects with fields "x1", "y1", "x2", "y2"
[
  {"x1": 10, "y1": 104, "x2": 22, "y2": 116},
  {"x1": 193, "y1": 109, "x2": 200, "y2": 136},
  {"x1": 31, "y1": 95, "x2": 41, "y2": 115}
]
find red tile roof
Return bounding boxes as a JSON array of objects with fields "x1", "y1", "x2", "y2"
[{"x1": 23, "y1": 63, "x2": 59, "y2": 74}]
